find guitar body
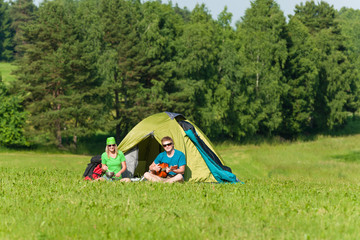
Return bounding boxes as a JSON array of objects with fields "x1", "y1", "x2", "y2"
[
  {"x1": 152, "y1": 163, "x2": 178, "y2": 178},
  {"x1": 157, "y1": 163, "x2": 168, "y2": 178}
]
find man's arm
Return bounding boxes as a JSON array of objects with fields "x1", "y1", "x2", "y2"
[{"x1": 171, "y1": 165, "x2": 185, "y2": 175}]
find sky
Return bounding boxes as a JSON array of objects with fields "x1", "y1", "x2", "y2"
[
  {"x1": 162, "y1": 0, "x2": 360, "y2": 25},
  {"x1": 33, "y1": 0, "x2": 360, "y2": 26}
]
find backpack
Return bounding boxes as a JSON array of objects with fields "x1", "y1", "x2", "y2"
[{"x1": 83, "y1": 155, "x2": 103, "y2": 180}]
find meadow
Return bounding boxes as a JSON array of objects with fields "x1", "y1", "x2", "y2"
[
  {"x1": 0, "y1": 62, "x2": 17, "y2": 83},
  {"x1": 1, "y1": 132, "x2": 359, "y2": 240}
]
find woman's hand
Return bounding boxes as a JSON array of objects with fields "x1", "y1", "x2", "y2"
[
  {"x1": 115, "y1": 172, "x2": 121, "y2": 178},
  {"x1": 102, "y1": 164, "x2": 108, "y2": 172}
]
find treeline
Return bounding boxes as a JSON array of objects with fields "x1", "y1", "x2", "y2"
[{"x1": 0, "y1": 0, "x2": 360, "y2": 148}]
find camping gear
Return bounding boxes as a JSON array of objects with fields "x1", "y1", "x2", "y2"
[
  {"x1": 118, "y1": 112, "x2": 241, "y2": 183},
  {"x1": 83, "y1": 155, "x2": 102, "y2": 180},
  {"x1": 105, "y1": 171, "x2": 114, "y2": 178}
]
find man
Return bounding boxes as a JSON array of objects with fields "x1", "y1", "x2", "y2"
[{"x1": 144, "y1": 136, "x2": 186, "y2": 183}]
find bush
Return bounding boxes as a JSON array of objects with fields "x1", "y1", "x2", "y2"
[{"x1": 0, "y1": 77, "x2": 28, "y2": 147}]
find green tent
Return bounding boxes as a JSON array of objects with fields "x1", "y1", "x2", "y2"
[{"x1": 118, "y1": 112, "x2": 238, "y2": 183}]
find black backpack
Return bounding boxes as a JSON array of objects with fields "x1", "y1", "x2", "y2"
[{"x1": 83, "y1": 155, "x2": 102, "y2": 180}]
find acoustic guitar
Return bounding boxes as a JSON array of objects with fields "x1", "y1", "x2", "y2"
[{"x1": 152, "y1": 163, "x2": 178, "y2": 178}]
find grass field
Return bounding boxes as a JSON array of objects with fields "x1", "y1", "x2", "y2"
[
  {"x1": 1, "y1": 134, "x2": 360, "y2": 239},
  {"x1": 0, "y1": 62, "x2": 17, "y2": 83}
]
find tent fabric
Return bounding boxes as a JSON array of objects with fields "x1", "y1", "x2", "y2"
[
  {"x1": 185, "y1": 129, "x2": 238, "y2": 183},
  {"x1": 122, "y1": 146, "x2": 138, "y2": 178},
  {"x1": 118, "y1": 112, "x2": 239, "y2": 183},
  {"x1": 178, "y1": 120, "x2": 233, "y2": 173},
  {"x1": 165, "y1": 111, "x2": 184, "y2": 120}
]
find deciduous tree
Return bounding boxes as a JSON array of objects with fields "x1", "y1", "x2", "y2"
[
  {"x1": 174, "y1": 4, "x2": 223, "y2": 137},
  {"x1": 236, "y1": 0, "x2": 288, "y2": 135},
  {"x1": 291, "y1": 1, "x2": 353, "y2": 130},
  {"x1": 338, "y1": 8, "x2": 360, "y2": 117},
  {"x1": 0, "y1": 76, "x2": 28, "y2": 146}
]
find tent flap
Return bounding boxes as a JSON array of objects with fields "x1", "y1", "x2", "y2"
[
  {"x1": 185, "y1": 129, "x2": 241, "y2": 183},
  {"x1": 178, "y1": 120, "x2": 233, "y2": 173}
]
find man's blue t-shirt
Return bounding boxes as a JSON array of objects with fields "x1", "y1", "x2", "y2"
[{"x1": 154, "y1": 149, "x2": 186, "y2": 176}]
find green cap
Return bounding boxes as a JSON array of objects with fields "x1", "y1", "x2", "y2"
[{"x1": 106, "y1": 137, "x2": 116, "y2": 145}]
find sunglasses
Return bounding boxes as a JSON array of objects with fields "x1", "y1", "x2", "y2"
[
  {"x1": 162, "y1": 142, "x2": 173, "y2": 147},
  {"x1": 107, "y1": 144, "x2": 116, "y2": 147}
]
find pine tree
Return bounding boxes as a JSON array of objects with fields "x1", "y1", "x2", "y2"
[
  {"x1": 97, "y1": 0, "x2": 144, "y2": 141},
  {"x1": 135, "y1": 0, "x2": 181, "y2": 115},
  {"x1": 9, "y1": 0, "x2": 36, "y2": 59},
  {"x1": 14, "y1": 0, "x2": 105, "y2": 147},
  {"x1": 0, "y1": 0, "x2": 14, "y2": 61},
  {"x1": 98, "y1": 0, "x2": 183, "y2": 141}
]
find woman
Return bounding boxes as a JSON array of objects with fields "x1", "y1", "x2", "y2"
[{"x1": 100, "y1": 137, "x2": 130, "y2": 182}]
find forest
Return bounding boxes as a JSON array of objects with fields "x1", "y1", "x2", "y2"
[{"x1": 1, "y1": 0, "x2": 360, "y2": 148}]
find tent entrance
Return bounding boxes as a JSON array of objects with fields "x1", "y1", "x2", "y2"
[{"x1": 123, "y1": 135, "x2": 163, "y2": 177}]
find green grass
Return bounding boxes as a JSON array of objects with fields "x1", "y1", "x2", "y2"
[
  {"x1": 1, "y1": 134, "x2": 360, "y2": 239},
  {"x1": 0, "y1": 62, "x2": 17, "y2": 83}
]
